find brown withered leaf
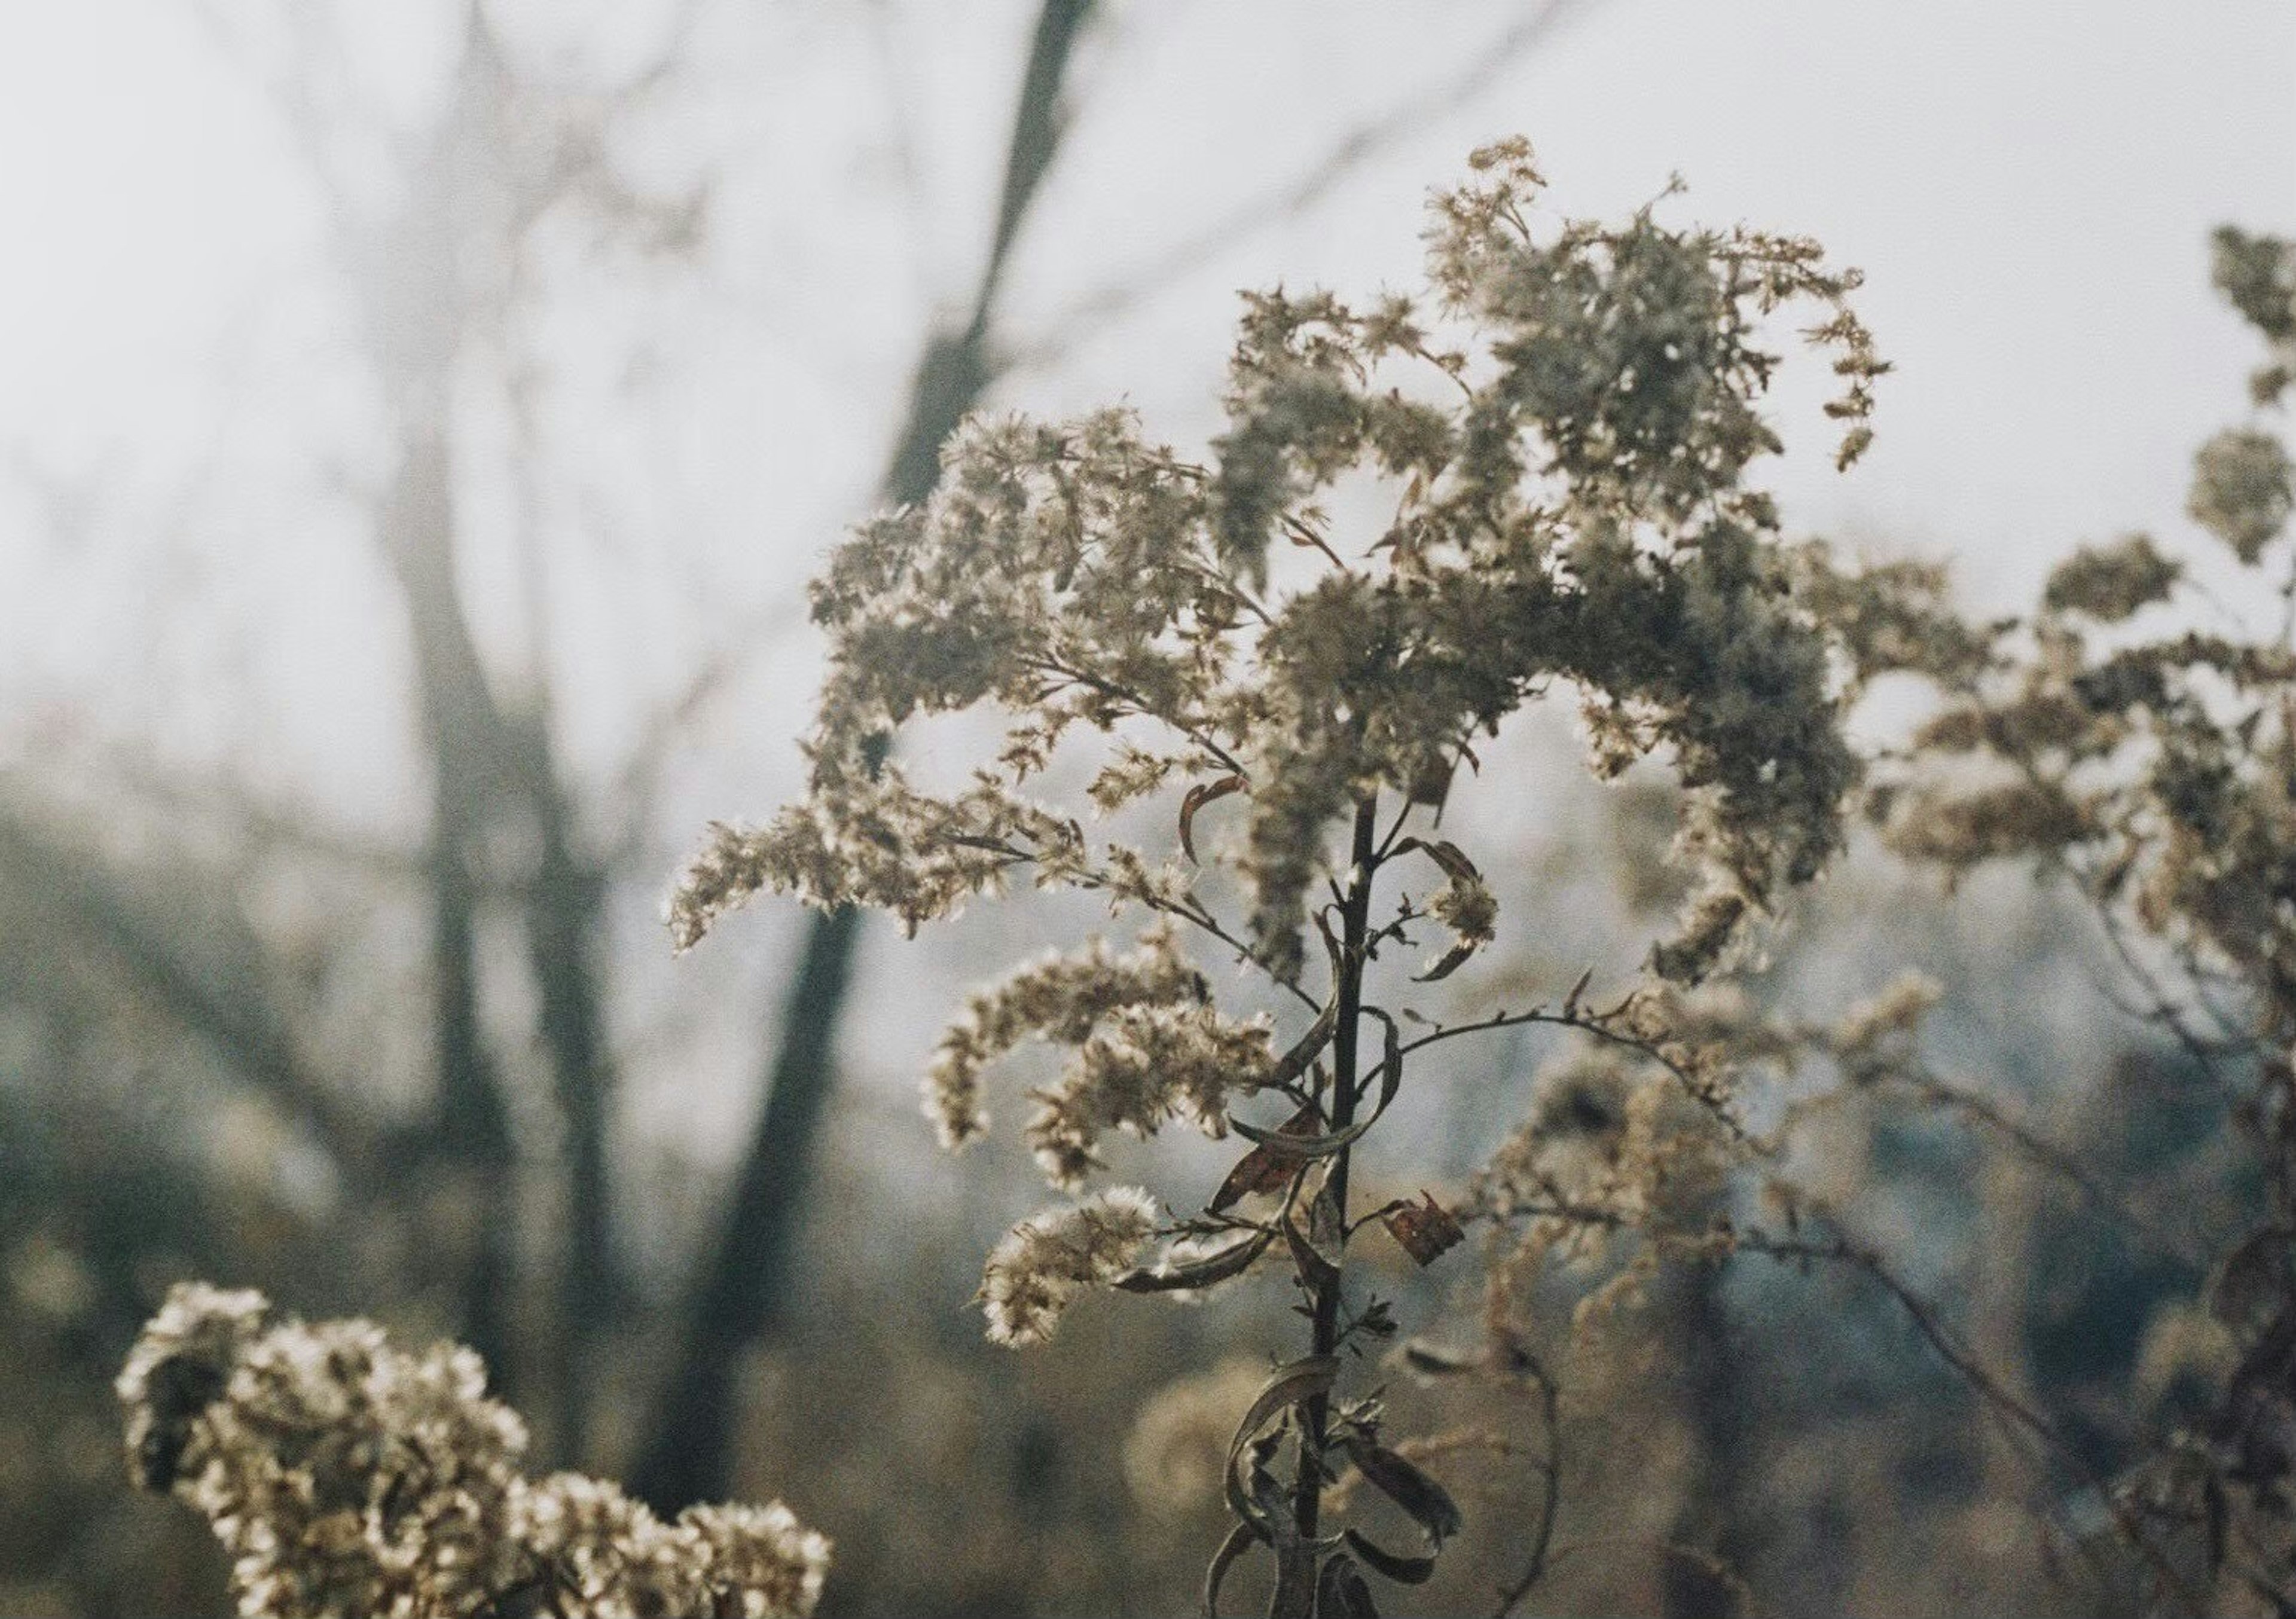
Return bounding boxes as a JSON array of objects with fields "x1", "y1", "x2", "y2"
[
  {"x1": 1234, "y1": 1106, "x2": 1374, "y2": 1160},
  {"x1": 1114, "y1": 1229, "x2": 1272, "y2": 1294},
  {"x1": 1394, "y1": 836, "x2": 1482, "y2": 883},
  {"x1": 1179, "y1": 773, "x2": 1246, "y2": 864},
  {"x1": 1268, "y1": 991, "x2": 1341, "y2": 1090},
  {"x1": 1202, "y1": 1520, "x2": 1256, "y2": 1618},
  {"x1": 1316, "y1": 1551, "x2": 1380, "y2": 1618},
  {"x1": 1226, "y1": 1357, "x2": 1341, "y2": 1531},
  {"x1": 1209, "y1": 1103, "x2": 1321, "y2": 1212},
  {"x1": 1412, "y1": 939, "x2": 1477, "y2": 983},
  {"x1": 1381, "y1": 1192, "x2": 1464, "y2": 1267},
  {"x1": 1343, "y1": 1434, "x2": 1464, "y2": 1546},
  {"x1": 1234, "y1": 1432, "x2": 1319, "y2": 1619},
  {"x1": 1236, "y1": 1015, "x2": 1403, "y2": 1161},
  {"x1": 1283, "y1": 1181, "x2": 1343, "y2": 1293},
  {"x1": 1399, "y1": 1339, "x2": 1481, "y2": 1379},
  {"x1": 1342, "y1": 1530, "x2": 1436, "y2": 1586}
]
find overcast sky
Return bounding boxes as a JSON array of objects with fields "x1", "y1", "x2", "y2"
[
  {"x1": 0, "y1": 0, "x2": 2286, "y2": 1160},
  {"x1": 0, "y1": 0, "x2": 2285, "y2": 881},
  {"x1": 2, "y1": 5, "x2": 2287, "y2": 573}
]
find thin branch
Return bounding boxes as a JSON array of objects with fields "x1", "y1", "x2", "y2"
[
  {"x1": 1889, "y1": 1067, "x2": 2216, "y2": 1270},
  {"x1": 1490, "y1": 1348, "x2": 1564, "y2": 1618},
  {"x1": 1015, "y1": 653, "x2": 1253, "y2": 780},
  {"x1": 1403, "y1": 1000, "x2": 1757, "y2": 1150},
  {"x1": 1724, "y1": 1221, "x2": 2197, "y2": 1610},
  {"x1": 0, "y1": 804, "x2": 363, "y2": 1169}
]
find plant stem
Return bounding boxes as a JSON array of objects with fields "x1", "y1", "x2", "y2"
[{"x1": 1294, "y1": 795, "x2": 1382, "y2": 1545}]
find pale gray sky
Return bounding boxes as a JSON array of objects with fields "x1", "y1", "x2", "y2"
[
  {"x1": 1, "y1": 1, "x2": 2287, "y2": 735},
  {"x1": 0, "y1": 1, "x2": 2286, "y2": 1157}
]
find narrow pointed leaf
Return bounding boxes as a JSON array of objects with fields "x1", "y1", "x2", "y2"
[
  {"x1": 1270, "y1": 996, "x2": 1341, "y2": 1090},
  {"x1": 1343, "y1": 1435, "x2": 1463, "y2": 1545},
  {"x1": 1393, "y1": 836, "x2": 1482, "y2": 883},
  {"x1": 1234, "y1": 1109, "x2": 1378, "y2": 1159},
  {"x1": 1238, "y1": 1017, "x2": 1404, "y2": 1159},
  {"x1": 1412, "y1": 937, "x2": 1477, "y2": 982},
  {"x1": 1202, "y1": 1521, "x2": 1257, "y2": 1618},
  {"x1": 1115, "y1": 1229, "x2": 1273, "y2": 1293},
  {"x1": 1225, "y1": 1356, "x2": 1341, "y2": 1528},
  {"x1": 1180, "y1": 774, "x2": 1247, "y2": 863},
  {"x1": 1342, "y1": 1531, "x2": 1436, "y2": 1586},
  {"x1": 1210, "y1": 1104, "x2": 1321, "y2": 1211},
  {"x1": 1317, "y1": 1551, "x2": 1381, "y2": 1618},
  {"x1": 1229, "y1": 1357, "x2": 1341, "y2": 1462},
  {"x1": 1283, "y1": 1199, "x2": 1341, "y2": 1293}
]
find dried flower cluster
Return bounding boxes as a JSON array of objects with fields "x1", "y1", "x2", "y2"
[
  {"x1": 119, "y1": 1283, "x2": 828, "y2": 1619},
  {"x1": 975, "y1": 1186, "x2": 1160, "y2": 1346},
  {"x1": 676, "y1": 139, "x2": 1901, "y2": 1613},
  {"x1": 925, "y1": 923, "x2": 1279, "y2": 1187},
  {"x1": 1873, "y1": 228, "x2": 2296, "y2": 1611},
  {"x1": 672, "y1": 136, "x2": 1886, "y2": 991},
  {"x1": 1873, "y1": 234, "x2": 2296, "y2": 973}
]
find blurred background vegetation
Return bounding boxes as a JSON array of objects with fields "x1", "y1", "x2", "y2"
[{"x1": 0, "y1": 2, "x2": 2288, "y2": 1613}]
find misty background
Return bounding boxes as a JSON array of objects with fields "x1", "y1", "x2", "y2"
[{"x1": 0, "y1": 2, "x2": 2289, "y2": 1614}]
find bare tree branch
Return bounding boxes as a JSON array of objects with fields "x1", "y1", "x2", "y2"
[{"x1": 0, "y1": 802, "x2": 363, "y2": 1174}]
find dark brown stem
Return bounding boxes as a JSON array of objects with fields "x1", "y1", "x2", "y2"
[
  {"x1": 1490, "y1": 1351, "x2": 1564, "y2": 1618},
  {"x1": 1293, "y1": 796, "x2": 1382, "y2": 1548}
]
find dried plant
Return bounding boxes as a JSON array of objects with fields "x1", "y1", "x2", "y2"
[
  {"x1": 1873, "y1": 225, "x2": 2296, "y2": 1613},
  {"x1": 674, "y1": 139, "x2": 1901, "y2": 1615},
  {"x1": 118, "y1": 1283, "x2": 829, "y2": 1619}
]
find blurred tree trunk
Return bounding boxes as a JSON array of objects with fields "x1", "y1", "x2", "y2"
[
  {"x1": 524, "y1": 759, "x2": 618, "y2": 1452},
  {"x1": 1660, "y1": 1260, "x2": 1758, "y2": 1619},
  {"x1": 383, "y1": 386, "x2": 619, "y2": 1444},
  {"x1": 385, "y1": 420, "x2": 525, "y2": 1388},
  {"x1": 340, "y1": 7, "x2": 664, "y2": 1453},
  {"x1": 630, "y1": 0, "x2": 1098, "y2": 1514}
]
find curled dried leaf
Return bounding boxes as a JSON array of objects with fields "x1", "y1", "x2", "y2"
[
  {"x1": 1202, "y1": 1520, "x2": 1256, "y2": 1618},
  {"x1": 1316, "y1": 1551, "x2": 1381, "y2": 1618},
  {"x1": 1342, "y1": 1529, "x2": 1436, "y2": 1586},
  {"x1": 1226, "y1": 1357, "x2": 1342, "y2": 1532},
  {"x1": 1115, "y1": 1230, "x2": 1274, "y2": 1294},
  {"x1": 1270, "y1": 997, "x2": 1342, "y2": 1090},
  {"x1": 1396, "y1": 837, "x2": 1482, "y2": 884},
  {"x1": 1236, "y1": 1014, "x2": 1405, "y2": 1159},
  {"x1": 1181, "y1": 774, "x2": 1248, "y2": 863},
  {"x1": 1413, "y1": 938, "x2": 1478, "y2": 983},
  {"x1": 1210, "y1": 1104, "x2": 1321, "y2": 1211},
  {"x1": 1380, "y1": 1192, "x2": 1465, "y2": 1268},
  {"x1": 1342, "y1": 1434, "x2": 1464, "y2": 1546},
  {"x1": 1283, "y1": 1189, "x2": 1342, "y2": 1293}
]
